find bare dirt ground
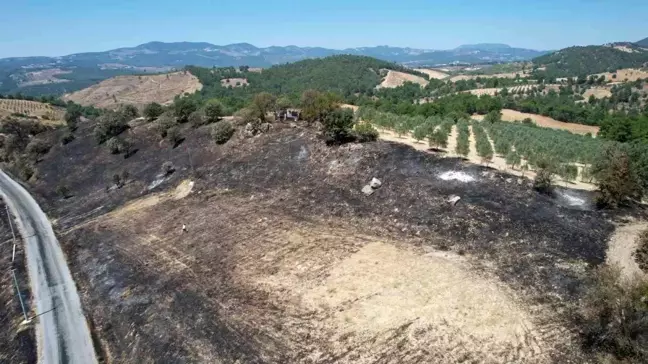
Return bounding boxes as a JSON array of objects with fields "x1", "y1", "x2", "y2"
[
  {"x1": 449, "y1": 72, "x2": 529, "y2": 82},
  {"x1": 63, "y1": 71, "x2": 202, "y2": 109},
  {"x1": 592, "y1": 68, "x2": 648, "y2": 82},
  {"x1": 413, "y1": 68, "x2": 449, "y2": 79},
  {"x1": 606, "y1": 220, "x2": 648, "y2": 281},
  {"x1": 220, "y1": 78, "x2": 249, "y2": 88},
  {"x1": 378, "y1": 70, "x2": 428, "y2": 89},
  {"x1": 17, "y1": 68, "x2": 71, "y2": 87},
  {"x1": 472, "y1": 109, "x2": 600, "y2": 136},
  {"x1": 582, "y1": 87, "x2": 612, "y2": 100},
  {"x1": 26, "y1": 121, "x2": 620, "y2": 363},
  {"x1": 0, "y1": 99, "x2": 65, "y2": 126}
]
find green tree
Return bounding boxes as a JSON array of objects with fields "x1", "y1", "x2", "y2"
[
  {"x1": 322, "y1": 108, "x2": 355, "y2": 144},
  {"x1": 251, "y1": 92, "x2": 276, "y2": 122},
  {"x1": 143, "y1": 102, "x2": 164, "y2": 121},
  {"x1": 173, "y1": 97, "x2": 198, "y2": 123},
  {"x1": 592, "y1": 146, "x2": 642, "y2": 207},
  {"x1": 203, "y1": 99, "x2": 224, "y2": 123},
  {"x1": 505, "y1": 150, "x2": 521, "y2": 169},
  {"x1": 119, "y1": 104, "x2": 139, "y2": 119},
  {"x1": 64, "y1": 108, "x2": 81, "y2": 132},
  {"x1": 212, "y1": 121, "x2": 235, "y2": 144},
  {"x1": 300, "y1": 90, "x2": 338, "y2": 123}
]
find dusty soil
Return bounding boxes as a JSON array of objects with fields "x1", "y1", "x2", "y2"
[
  {"x1": 606, "y1": 220, "x2": 648, "y2": 281},
  {"x1": 592, "y1": 68, "x2": 648, "y2": 82},
  {"x1": 413, "y1": 68, "x2": 448, "y2": 79},
  {"x1": 582, "y1": 87, "x2": 612, "y2": 100},
  {"x1": 63, "y1": 71, "x2": 202, "y2": 109},
  {"x1": 378, "y1": 70, "x2": 428, "y2": 89},
  {"x1": 0, "y1": 99, "x2": 65, "y2": 126},
  {"x1": 0, "y1": 201, "x2": 36, "y2": 364},
  {"x1": 449, "y1": 72, "x2": 529, "y2": 82},
  {"x1": 472, "y1": 109, "x2": 600, "y2": 136},
  {"x1": 23, "y1": 117, "x2": 623, "y2": 363},
  {"x1": 17, "y1": 68, "x2": 71, "y2": 87},
  {"x1": 220, "y1": 78, "x2": 249, "y2": 88}
]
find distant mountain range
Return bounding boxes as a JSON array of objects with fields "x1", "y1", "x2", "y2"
[
  {"x1": 0, "y1": 41, "x2": 548, "y2": 70},
  {"x1": 0, "y1": 42, "x2": 549, "y2": 95}
]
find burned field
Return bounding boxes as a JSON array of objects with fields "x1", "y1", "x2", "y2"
[
  {"x1": 0, "y1": 200, "x2": 35, "y2": 364},
  {"x1": 27, "y1": 120, "x2": 618, "y2": 363}
]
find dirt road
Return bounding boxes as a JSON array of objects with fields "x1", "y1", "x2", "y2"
[{"x1": 0, "y1": 170, "x2": 97, "y2": 364}]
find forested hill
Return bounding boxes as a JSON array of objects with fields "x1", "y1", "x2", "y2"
[
  {"x1": 532, "y1": 44, "x2": 648, "y2": 79},
  {"x1": 636, "y1": 37, "x2": 648, "y2": 47},
  {"x1": 186, "y1": 55, "x2": 427, "y2": 108}
]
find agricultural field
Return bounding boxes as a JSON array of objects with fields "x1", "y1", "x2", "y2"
[
  {"x1": 592, "y1": 68, "x2": 648, "y2": 83},
  {"x1": 63, "y1": 71, "x2": 203, "y2": 109},
  {"x1": 358, "y1": 107, "x2": 619, "y2": 189},
  {"x1": 472, "y1": 109, "x2": 600, "y2": 135},
  {"x1": 0, "y1": 99, "x2": 65, "y2": 124},
  {"x1": 377, "y1": 70, "x2": 429, "y2": 88},
  {"x1": 413, "y1": 68, "x2": 449, "y2": 79}
]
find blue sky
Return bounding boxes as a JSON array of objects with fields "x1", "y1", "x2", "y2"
[{"x1": 1, "y1": 0, "x2": 646, "y2": 58}]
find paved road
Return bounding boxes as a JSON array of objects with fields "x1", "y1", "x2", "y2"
[{"x1": 0, "y1": 170, "x2": 97, "y2": 364}]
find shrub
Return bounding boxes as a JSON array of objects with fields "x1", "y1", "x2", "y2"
[
  {"x1": 143, "y1": 102, "x2": 164, "y2": 121},
  {"x1": 173, "y1": 97, "x2": 198, "y2": 123},
  {"x1": 354, "y1": 122, "x2": 378, "y2": 142},
  {"x1": 533, "y1": 159, "x2": 555, "y2": 195},
  {"x1": 188, "y1": 110, "x2": 207, "y2": 128},
  {"x1": 593, "y1": 146, "x2": 642, "y2": 208},
  {"x1": 166, "y1": 127, "x2": 183, "y2": 147},
  {"x1": 119, "y1": 104, "x2": 139, "y2": 119},
  {"x1": 105, "y1": 137, "x2": 131, "y2": 155},
  {"x1": 154, "y1": 112, "x2": 176, "y2": 139},
  {"x1": 61, "y1": 132, "x2": 75, "y2": 145},
  {"x1": 322, "y1": 108, "x2": 355, "y2": 145},
  {"x1": 580, "y1": 267, "x2": 648, "y2": 362},
  {"x1": 203, "y1": 99, "x2": 224, "y2": 123},
  {"x1": 212, "y1": 121, "x2": 235, "y2": 144},
  {"x1": 94, "y1": 111, "x2": 129, "y2": 144},
  {"x1": 25, "y1": 138, "x2": 52, "y2": 158},
  {"x1": 111, "y1": 171, "x2": 129, "y2": 188},
  {"x1": 56, "y1": 184, "x2": 72, "y2": 199}
]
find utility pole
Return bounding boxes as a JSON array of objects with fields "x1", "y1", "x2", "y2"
[
  {"x1": 11, "y1": 269, "x2": 30, "y2": 323},
  {"x1": 6, "y1": 205, "x2": 16, "y2": 263}
]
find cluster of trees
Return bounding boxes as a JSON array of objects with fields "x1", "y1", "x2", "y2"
[
  {"x1": 185, "y1": 55, "x2": 429, "y2": 112},
  {"x1": 531, "y1": 45, "x2": 648, "y2": 79},
  {"x1": 471, "y1": 122, "x2": 494, "y2": 162}
]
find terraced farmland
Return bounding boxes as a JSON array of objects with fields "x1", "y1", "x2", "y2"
[{"x1": 0, "y1": 99, "x2": 65, "y2": 124}]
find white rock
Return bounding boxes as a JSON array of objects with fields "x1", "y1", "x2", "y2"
[
  {"x1": 369, "y1": 177, "x2": 382, "y2": 189},
  {"x1": 361, "y1": 185, "x2": 375, "y2": 195}
]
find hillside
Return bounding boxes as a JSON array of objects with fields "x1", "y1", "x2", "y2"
[
  {"x1": 63, "y1": 71, "x2": 202, "y2": 109},
  {"x1": 636, "y1": 37, "x2": 648, "y2": 47},
  {"x1": 0, "y1": 98, "x2": 65, "y2": 125},
  {"x1": 188, "y1": 55, "x2": 427, "y2": 105},
  {"x1": 0, "y1": 42, "x2": 547, "y2": 96},
  {"x1": 16, "y1": 114, "x2": 619, "y2": 363},
  {"x1": 533, "y1": 44, "x2": 648, "y2": 78}
]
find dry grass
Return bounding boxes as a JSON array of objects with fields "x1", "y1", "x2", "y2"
[
  {"x1": 472, "y1": 109, "x2": 600, "y2": 136},
  {"x1": 414, "y1": 68, "x2": 449, "y2": 79},
  {"x1": 0, "y1": 99, "x2": 65, "y2": 125},
  {"x1": 378, "y1": 70, "x2": 429, "y2": 89},
  {"x1": 450, "y1": 72, "x2": 529, "y2": 82},
  {"x1": 583, "y1": 87, "x2": 612, "y2": 99},
  {"x1": 63, "y1": 71, "x2": 202, "y2": 109},
  {"x1": 220, "y1": 78, "x2": 249, "y2": 88},
  {"x1": 593, "y1": 68, "x2": 648, "y2": 83}
]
